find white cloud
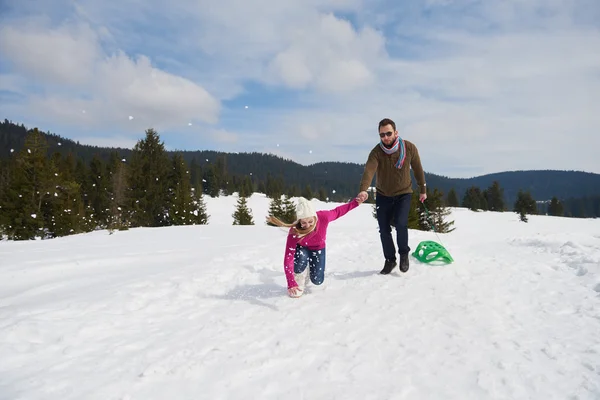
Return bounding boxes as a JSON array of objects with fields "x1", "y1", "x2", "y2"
[
  {"x1": 1, "y1": 0, "x2": 599, "y2": 177},
  {"x1": 263, "y1": 13, "x2": 382, "y2": 92},
  {"x1": 78, "y1": 0, "x2": 382, "y2": 94},
  {"x1": 0, "y1": 15, "x2": 221, "y2": 133},
  {"x1": 268, "y1": 49, "x2": 314, "y2": 89},
  {"x1": 209, "y1": 128, "x2": 240, "y2": 144},
  {"x1": 0, "y1": 22, "x2": 98, "y2": 86}
]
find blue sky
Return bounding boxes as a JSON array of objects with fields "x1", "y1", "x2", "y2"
[{"x1": 1, "y1": 0, "x2": 599, "y2": 178}]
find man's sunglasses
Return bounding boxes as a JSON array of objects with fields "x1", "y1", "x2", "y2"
[{"x1": 379, "y1": 131, "x2": 394, "y2": 138}]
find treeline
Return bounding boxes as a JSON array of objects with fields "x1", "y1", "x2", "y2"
[
  {"x1": 4, "y1": 118, "x2": 600, "y2": 210},
  {"x1": 0, "y1": 127, "x2": 322, "y2": 240},
  {"x1": 0, "y1": 119, "x2": 353, "y2": 203},
  {"x1": 0, "y1": 127, "x2": 458, "y2": 240},
  {"x1": 0, "y1": 128, "x2": 213, "y2": 240},
  {"x1": 1, "y1": 125, "x2": 597, "y2": 240},
  {"x1": 444, "y1": 182, "x2": 599, "y2": 219}
]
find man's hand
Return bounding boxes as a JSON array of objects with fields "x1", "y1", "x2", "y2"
[
  {"x1": 419, "y1": 193, "x2": 427, "y2": 203},
  {"x1": 356, "y1": 191, "x2": 368, "y2": 203}
]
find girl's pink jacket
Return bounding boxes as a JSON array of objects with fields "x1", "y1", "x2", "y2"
[{"x1": 283, "y1": 199, "x2": 359, "y2": 288}]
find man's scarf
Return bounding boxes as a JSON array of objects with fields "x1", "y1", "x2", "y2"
[{"x1": 379, "y1": 137, "x2": 406, "y2": 169}]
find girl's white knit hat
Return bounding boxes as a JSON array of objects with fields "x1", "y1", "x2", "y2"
[{"x1": 296, "y1": 197, "x2": 316, "y2": 219}]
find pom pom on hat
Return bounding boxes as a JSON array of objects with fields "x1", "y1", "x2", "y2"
[{"x1": 296, "y1": 197, "x2": 316, "y2": 219}]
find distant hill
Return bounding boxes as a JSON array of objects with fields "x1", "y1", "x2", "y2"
[
  {"x1": 432, "y1": 170, "x2": 600, "y2": 204},
  {"x1": 2, "y1": 118, "x2": 600, "y2": 209}
]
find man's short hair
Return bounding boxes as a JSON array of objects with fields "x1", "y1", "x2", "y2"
[{"x1": 378, "y1": 118, "x2": 396, "y2": 131}]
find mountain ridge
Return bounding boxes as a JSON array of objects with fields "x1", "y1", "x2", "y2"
[{"x1": 2, "y1": 118, "x2": 600, "y2": 207}]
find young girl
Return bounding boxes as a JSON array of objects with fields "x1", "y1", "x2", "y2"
[{"x1": 267, "y1": 196, "x2": 363, "y2": 298}]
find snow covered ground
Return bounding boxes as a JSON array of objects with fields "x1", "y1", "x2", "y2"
[{"x1": 1, "y1": 193, "x2": 600, "y2": 400}]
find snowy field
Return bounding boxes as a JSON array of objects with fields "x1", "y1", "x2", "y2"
[{"x1": 1, "y1": 193, "x2": 600, "y2": 400}]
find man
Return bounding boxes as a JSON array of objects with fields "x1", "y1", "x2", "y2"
[{"x1": 357, "y1": 118, "x2": 427, "y2": 274}]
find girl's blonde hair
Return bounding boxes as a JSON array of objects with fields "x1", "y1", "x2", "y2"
[{"x1": 266, "y1": 215, "x2": 317, "y2": 238}]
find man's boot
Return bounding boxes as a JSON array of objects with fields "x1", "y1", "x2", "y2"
[
  {"x1": 380, "y1": 259, "x2": 397, "y2": 274},
  {"x1": 399, "y1": 253, "x2": 409, "y2": 273}
]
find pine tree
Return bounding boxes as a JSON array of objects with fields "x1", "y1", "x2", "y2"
[
  {"x1": 0, "y1": 158, "x2": 11, "y2": 237},
  {"x1": 215, "y1": 155, "x2": 229, "y2": 195},
  {"x1": 190, "y1": 157, "x2": 202, "y2": 191},
  {"x1": 288, "y1": 185, "x2": 300, "y2": 197},
  {"x1": 264, "y1": 174, "x2": 274, "y2": 198},
  {"x1": 75, "y1": 158, "x2": 95, "y2": 232},
  {"x1": 408, "y1": 191, "x2": 421, "y2": 229},
  {"x1": 128, "y1": 128, "x2": 171, "y2": 227},
  {"x1": 318, "y1": 187, "x2": 327, "y2": 201},
  {"x1": 190, "y1": 189, "x2": 209, "y2": 225},
  {"x1": 167, "y1": 153, "x2": 195, "y2": 225},
  {"x1": 267, "y1": 194, "x2": 296, "y2": 225},
  {"x1": 203, "y1": 164, "x2": 220, "y2": 197},
  {"x1": 233, "y1": 195, "x2": 254, "y2": 225},
  {"x1": 302, "y1": 185, "x2": 313, "y2": 200},
  {"x1": 265, "y1": 173, "x2": 283, "y2": 198},
  {"x1": 239, "y1": 175, "x2": 253, "y2": 197},
  {"x1": 281, "y1": 195, "x2": 297, "y2": 222},
  {"x1": 257, "y1": 181, "x2": 266, "y2": 195},
  {"x1": 267, "y1": 196, "x2": 284, "y2": 226},
  {"x1": 548, "y1": 196, "x2": 564, "y2": 217},
  {"x1": 3, "y1": 128, "x2": 55, "y2": 239},
  {"x1": 480, "y1": 194, "x2": 489, "y2": 211},
  {"x1": 42, "y1": 151, "x2": 86, "y2": 238},
  {"x1": 446, "y1": 188, "x2": 459, "y2": 207},
  {"x1": 514, "y1": 189, "x2": 537, "y2": 222},
  {"x1": 485, "y1": 181, "x2": 505, "y2": 211},
  {"x1": 44, "y1": 177, "x2": 85, "y2": 238},
  {"x1": 462, "y1": 186, "x2": 483, "y2": 211},
  {"x1": 87, "y1": 154, "x2": 110, "y2": 228},
  {"x1": 107, "y1": 155, "x2": 130, "y2": 232},
  {"x1": 419, "y1": 189, "x2": 455, "y2": 233}
]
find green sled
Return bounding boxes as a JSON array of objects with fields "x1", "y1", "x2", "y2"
[{"x1": 412, "y1": 240, "x2": 454, "y2": 264}]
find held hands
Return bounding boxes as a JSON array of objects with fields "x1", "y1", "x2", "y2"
[
  {"x1": 356, "y1": 191, "x2": 368, "y2": 204},
  {"x1": 356, "y1": 191, "x2": 425, "y2": 203}
]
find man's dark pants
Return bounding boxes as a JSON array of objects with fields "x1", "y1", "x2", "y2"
[{"x1": 375, "y1": 192, "x2": 412, "y2": 262}]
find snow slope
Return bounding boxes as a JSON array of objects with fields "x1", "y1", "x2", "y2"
[{"x1": 1, "y1": 193, "x2": 600, "y2": 400}]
